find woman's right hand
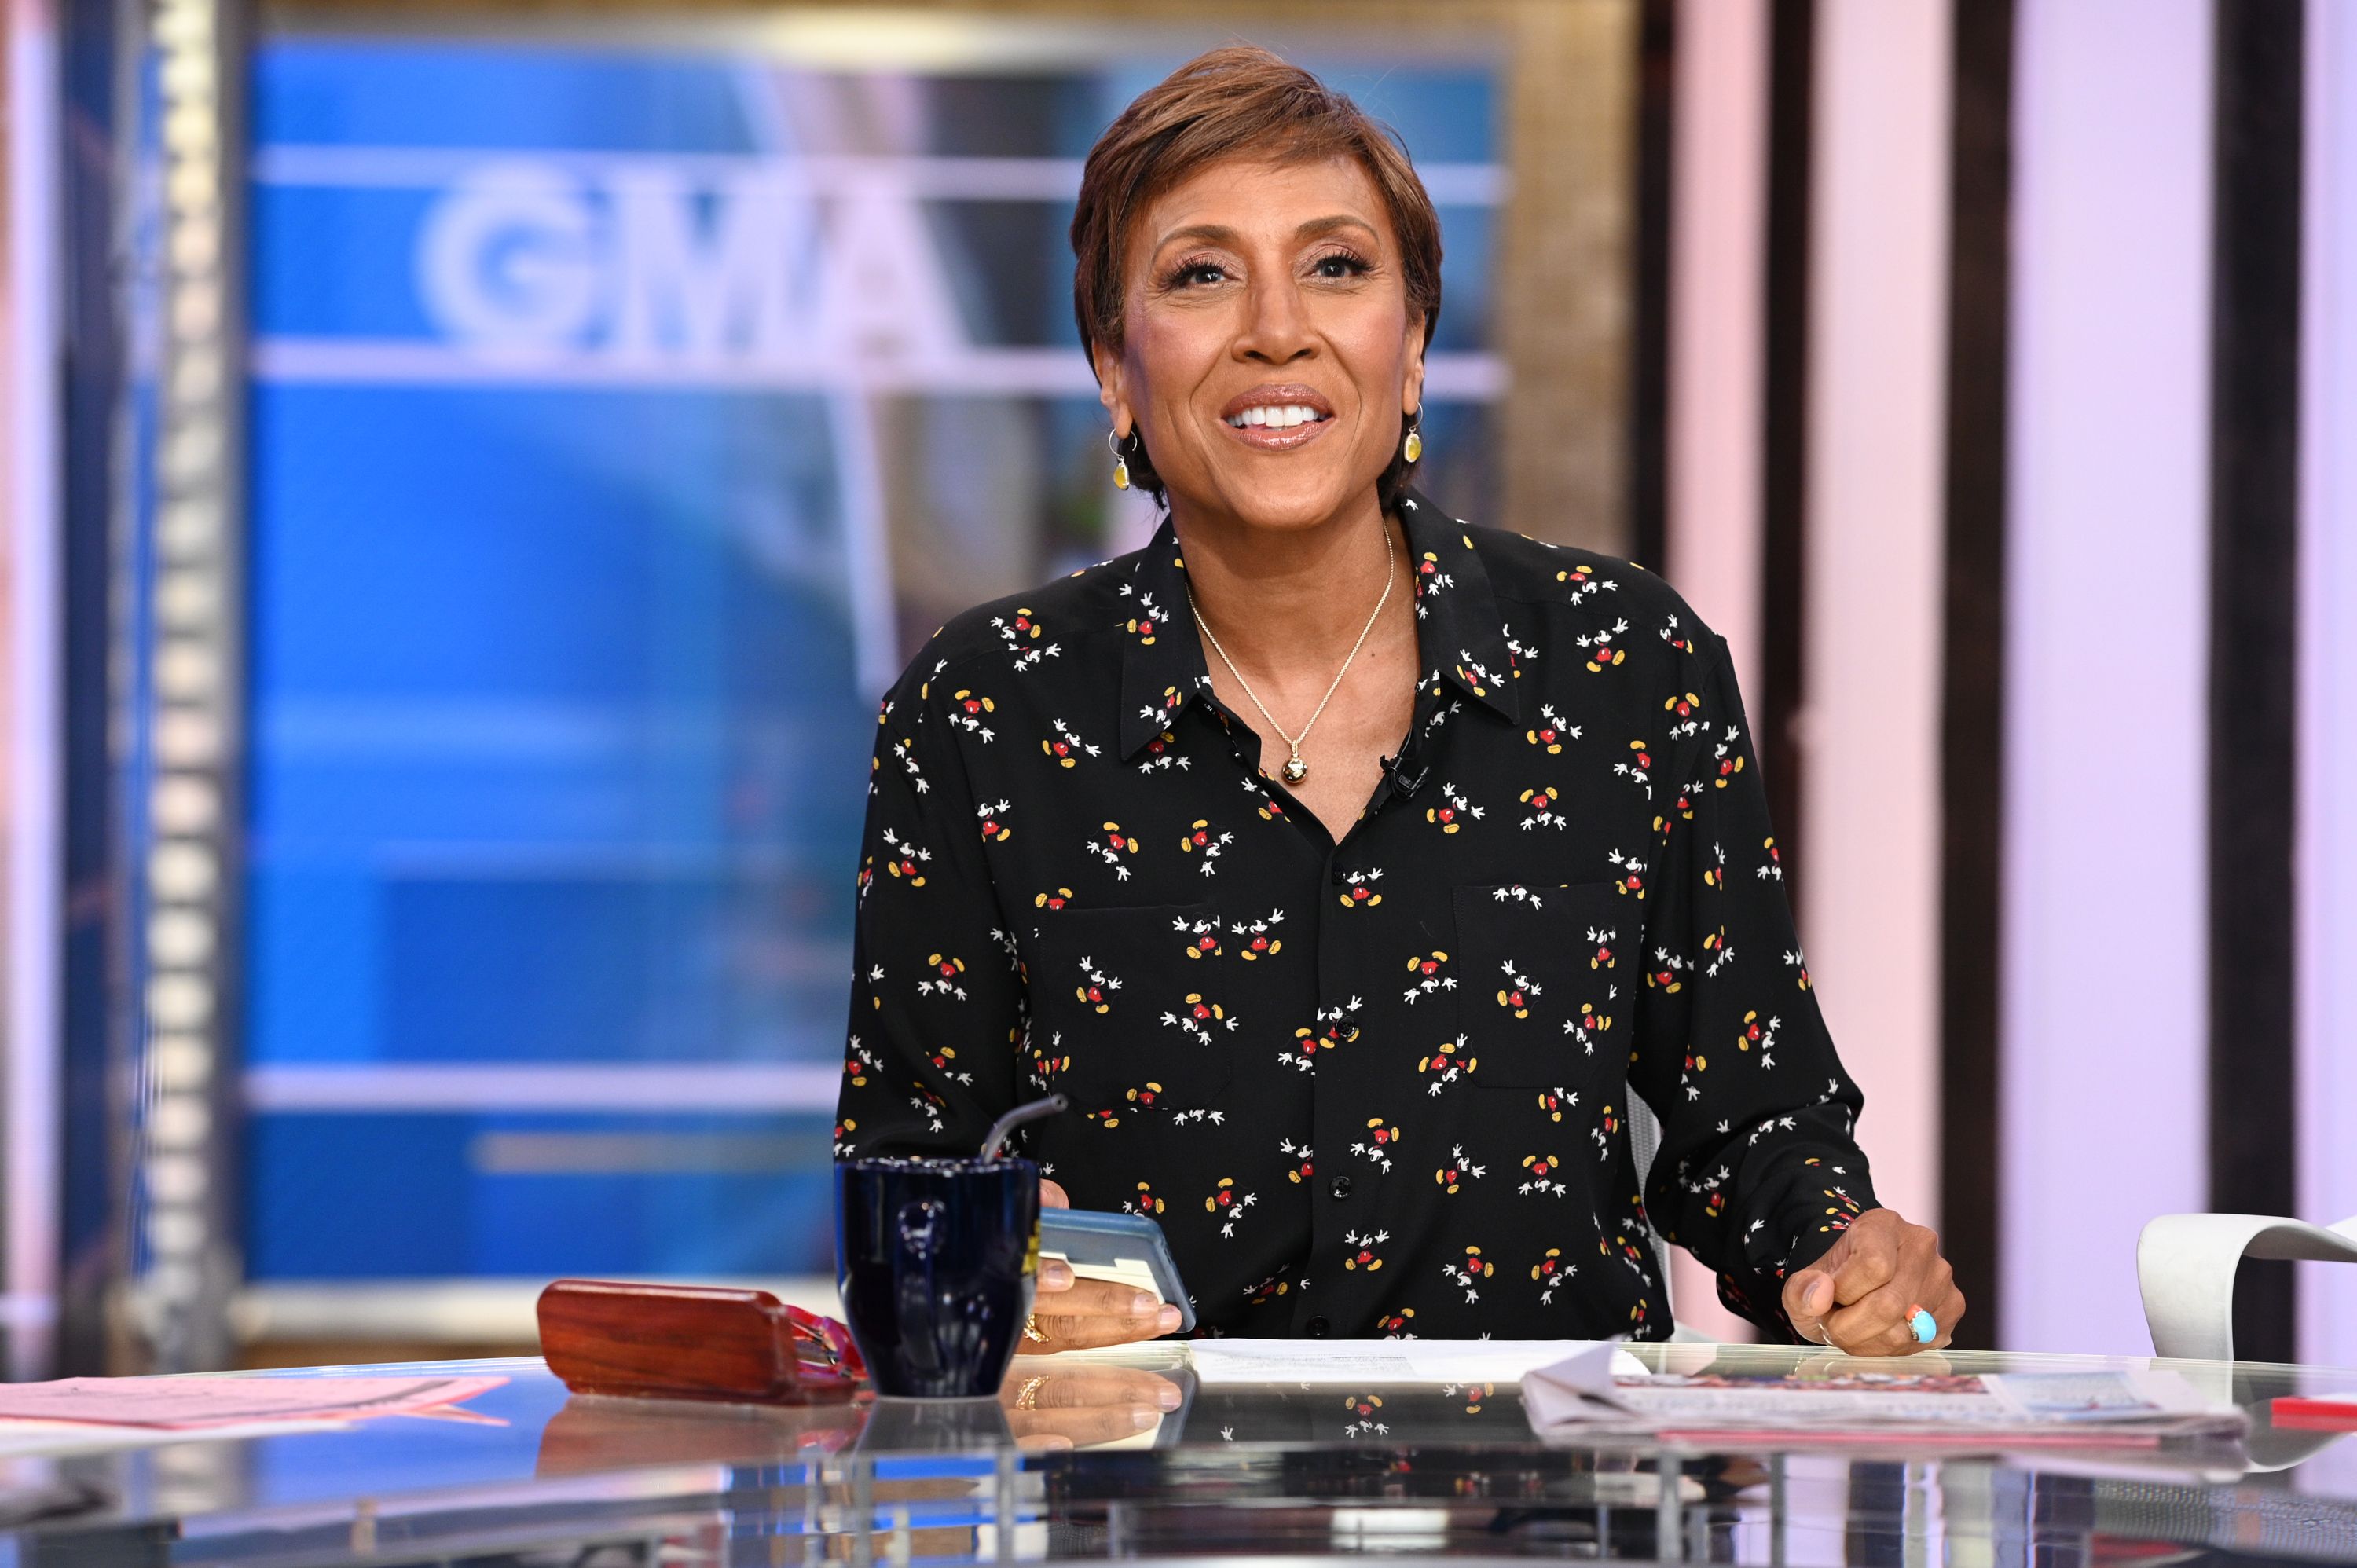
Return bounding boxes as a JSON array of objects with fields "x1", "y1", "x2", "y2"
[{"x1": 1019, "y1": 1178, "x2": 1185, "y2": 1353}]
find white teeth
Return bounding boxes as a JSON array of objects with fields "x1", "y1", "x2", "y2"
[{"x1": 1227, "y1": 403, "x2": 1325, "y2": 430}]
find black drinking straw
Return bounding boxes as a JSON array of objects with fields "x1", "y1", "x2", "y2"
[{"x1": 978, "y1": 1094, "x2": 1068, "y2": 1160}]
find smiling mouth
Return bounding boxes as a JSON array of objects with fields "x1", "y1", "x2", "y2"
[{"x1": 1223, "y1": 402, "x2": 1332, "y2": 430}]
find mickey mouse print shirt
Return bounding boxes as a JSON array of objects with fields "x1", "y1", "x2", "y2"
[{"x1": 834, "y1": 491, "x2": 1879, "y2": 1342}]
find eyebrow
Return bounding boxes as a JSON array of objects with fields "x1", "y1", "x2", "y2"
[{"x1": 1151, "y1": 214, "x2": 1381, "y2": 254}]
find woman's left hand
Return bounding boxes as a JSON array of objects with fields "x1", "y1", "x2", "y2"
[
  {"x1": 1021, "y1": 1179, "x2": 1185, "y2": 1352},
  {"x1": 1780, "y1": 1208, "x2": 1964, "y2": 1355}
]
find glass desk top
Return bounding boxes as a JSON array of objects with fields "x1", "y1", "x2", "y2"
[{"x1": 2, "y1": 1344, "x2": 2355, "y2": 1566}]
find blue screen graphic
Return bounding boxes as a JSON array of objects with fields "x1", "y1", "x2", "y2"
[{"x1": 244, "y1": 37, "x2": 1497, "y2": 1282}]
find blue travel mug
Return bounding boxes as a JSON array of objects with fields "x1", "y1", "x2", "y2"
[{"x1": 835, "y1": 1156, "x2": 1040, "y2": 1398}]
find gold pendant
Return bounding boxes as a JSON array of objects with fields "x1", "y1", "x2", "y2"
[{"x1": 1283, "y1": 755, "x2": 1308, "y2": 783}]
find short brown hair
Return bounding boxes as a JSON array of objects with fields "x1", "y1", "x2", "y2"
[{"x1": 1070, "y1": 46, "x2": 1444, "y2": 502}]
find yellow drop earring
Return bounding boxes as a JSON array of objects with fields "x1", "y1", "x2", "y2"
[
  {"x1": 1402, "y1": 413, "x2": 1424, "y2": 465},
  {"x1": 1108, "y1": 429, "x2": 1131, "y2": 490}
]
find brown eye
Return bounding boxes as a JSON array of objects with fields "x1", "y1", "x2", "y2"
[{"x1": 1311, "y1": 252, "x2": 1369, "y2": 279}]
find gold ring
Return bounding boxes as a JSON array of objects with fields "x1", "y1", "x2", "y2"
[
  {"x1": 1023, "y1": 1313, "x2": 1049, "y2": 1344},
  {"x1": 1015, "y1": 1375, "x2": 1047, "y2": 1411}
]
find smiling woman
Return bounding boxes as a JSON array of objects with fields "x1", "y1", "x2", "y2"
[
  {"x1": 1072, "y1": 53, "x2": 1438, "y2": 832},
  {"x1": 834, "y1": 44, "x2": 1961, "y2": 1357}
]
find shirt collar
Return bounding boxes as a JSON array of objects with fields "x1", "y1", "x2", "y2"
[
  {"x1": 1115, "y1": 520, "x2": 1213, "y2": 761},
  {"x1": 1114, "y1": 490, "x2": 1520, "y2": 763},
  {"x1": 1395, "y1": 488, "x2": 1522, "y2": 727}
]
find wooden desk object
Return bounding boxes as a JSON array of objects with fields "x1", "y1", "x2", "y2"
[{"x1": 537, "y1": 1279, "x2": 864, "y2": 1405}]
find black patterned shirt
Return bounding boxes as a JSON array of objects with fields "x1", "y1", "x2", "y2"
[{"x1": 834, "y1": 492, "x2": 1877, "y2": 1341}]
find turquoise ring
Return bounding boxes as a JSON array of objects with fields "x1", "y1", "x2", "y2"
[{"x1": 1907, "y1": 1306, "x2": 1937, "y2": 1345}]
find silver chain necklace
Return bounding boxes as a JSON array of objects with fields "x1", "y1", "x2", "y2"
[{"x1": 1185, "y1": 522, "x2": 1397, "y2": 786}]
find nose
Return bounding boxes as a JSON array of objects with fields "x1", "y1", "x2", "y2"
[{"x1": 1235, "y1": 271, "x2": 1315, "y2": 365}]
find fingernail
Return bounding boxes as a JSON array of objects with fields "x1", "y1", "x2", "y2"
[
  {"x1": 1156, "y1": 1384, "x2": 1183, "y2": 1409},
  {"x1": 1131, "y1": 1407, "x2": 1161, "y2": 1431},
  {"x1": 1156, "y1": 1304, "x2": 1182, "y2": 1331},
  {"x1": 1129, "y1": 1291, "x2": 1160, "y2": 1315},
  {"x1": 1804, "y1": 1280, "x2": 1831, "y2": 1315},
  {"x1": 1039, "y1": 1262, "x2": 1073, "y2": 1289}
]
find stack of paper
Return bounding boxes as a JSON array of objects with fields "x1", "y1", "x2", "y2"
[
  {"x1": 1043, "y1": 1250, "x2": 1166, "y2": 1306},
  {"x1": 1523, "y1": 1355, "x2": 2246, "y2": 1446},
  {"x1": 0, "y1": 1374, "x2": 508, "y2": 1431}
]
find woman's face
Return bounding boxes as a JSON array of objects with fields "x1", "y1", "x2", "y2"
[{"x1": 1098, "y1": 152, "x2": 1426, "y2": 534}]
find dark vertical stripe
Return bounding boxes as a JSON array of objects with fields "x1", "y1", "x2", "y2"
[
  {"x1": 207, "y1": 0, "x2": 255, "y2": 1376},
  {"x1": 1761, "y1": 0, "x2": 1814, "y2": 918},
  {"x1": 2207, "y1": 0, "x2": 2302, "y2": 1365},
  {"x1": 1937, "y1": 0, "x2": 2014, "y2": 1355},
  {"x1": 1628, "y1": 0, "x2": 1676, "y2": 577},
  {"x1": 57, "y1": 0, "x2": 132, "y2": 1378}
]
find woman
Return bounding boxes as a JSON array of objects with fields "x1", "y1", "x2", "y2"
[{"x1": 835, "y1": 45, "x2": 1961, "y2": 1357}]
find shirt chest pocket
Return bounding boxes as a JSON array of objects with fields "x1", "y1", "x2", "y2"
[
  {"x1": 1029, "y1": 902, "x2": 1237, "y2": 1129},
  {"x1": 1449, "y1": 881, "x2": 1633, "y2": 1090}
]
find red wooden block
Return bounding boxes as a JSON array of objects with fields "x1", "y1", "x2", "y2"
[{"x1": 537, "y1": 1279, "x2": 865, "y2": 1405}]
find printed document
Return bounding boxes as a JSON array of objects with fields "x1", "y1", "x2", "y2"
[
  {"x1": 1189, "y1": 1338, "x2": 1644, "y2": 1387},
  {"x1": 1523, "y1": 1357, "x2": 2244, "y2": 1443}
]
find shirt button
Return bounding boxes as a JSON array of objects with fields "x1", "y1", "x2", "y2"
[
  {"x1": 1328, "y1": 1175, "x2": 1353, "y2": 1200},
  {"x1": 1305, "y1": 1317, "x2": 1331, "y2": 1338}
]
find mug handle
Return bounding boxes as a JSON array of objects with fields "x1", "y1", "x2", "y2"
[{"x1": 896, "y1": 1199, "x2": 947, "y2": 1366}]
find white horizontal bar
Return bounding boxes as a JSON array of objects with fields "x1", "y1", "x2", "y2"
[
  {"x1": 250, "y1": 338, "x2": 1508, "y2": 401},
  {"x1": 471, "y1": 1129, "x2": 811, "y2": 1174},
  {"x1": 249, "y1": 339, "x2": 1096, "y2": 394},
  {"x1": 249, "y1": 146, "x2": 1508, "y2": 206},
  {"x1": 244, "y1": 1062, "x2": 841, "y2": 1112},
  {"x1": 233, "y1": 1275, "x2": 840, "y2": 1343}
]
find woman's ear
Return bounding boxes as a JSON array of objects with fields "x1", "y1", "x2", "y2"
[
  {"x1": 1401, "y1": 314, "x2": 1428, "y2": 416},
  {"x1": 1094, "y1": 343, "x2": 1134, "y2": 435}
]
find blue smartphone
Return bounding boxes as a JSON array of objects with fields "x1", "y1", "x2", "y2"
[{"x1": 1036, "y1": 1207, "x2": 1195, "y2": 1332}]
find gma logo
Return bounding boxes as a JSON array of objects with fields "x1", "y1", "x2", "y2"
[{"x1": 416, "y1": 159, "x2": 968, "y2": 363}]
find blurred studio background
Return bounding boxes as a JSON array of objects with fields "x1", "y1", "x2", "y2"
[{"x1": 0, "y1": 0, "x2": 2348, "y2": 1376}]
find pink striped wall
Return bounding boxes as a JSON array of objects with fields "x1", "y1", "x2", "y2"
[
  {"x1": 1662, "y1": 0, "x2": 1769, "y2": 1340},
  {"x1": 1795, "y1": 0, "x2": 1951, "y2": 1257},
  {"x1": 1664, "y1": 0, "x2": 1768, "y2": 689}
]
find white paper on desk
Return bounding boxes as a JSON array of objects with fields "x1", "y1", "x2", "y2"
[
  {"x1": 1189, "y1": 1338, "x2": 1645, "y2": 1387},
  {"x1": 0, "y1": 1375, "x2": 508, "y2": 1431},
  {"x1": 1519, "y1": 1343, "x2": 1645, "y2": 1427},
  {"x1": 1523, "y1": 1361, "x2": 2242, "y2": 1441}
]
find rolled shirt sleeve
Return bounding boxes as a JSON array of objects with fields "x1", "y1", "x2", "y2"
[{"x1": 1624, "y1": 633, "x2": 1880, "y2": 1335}]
